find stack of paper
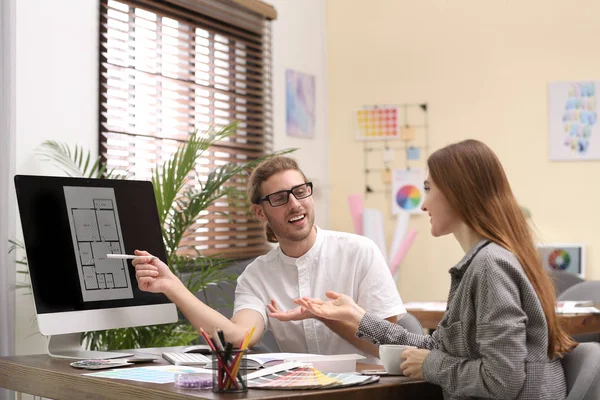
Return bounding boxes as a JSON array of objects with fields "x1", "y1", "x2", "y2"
[
  {"x1": 556, "y1": 301, "x2": 600, "y2": 314},
  {"x1": 556, "y1": 307, "x2": 600, "y2": 314}
]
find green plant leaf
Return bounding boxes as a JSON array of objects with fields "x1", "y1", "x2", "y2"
[{"x1": 35, "y1": 140, "x2": 123, "y2": 179}]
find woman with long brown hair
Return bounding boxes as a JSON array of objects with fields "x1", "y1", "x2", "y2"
[{"x1": 296, "y1": 140, "x2": 576, "y2": 399}]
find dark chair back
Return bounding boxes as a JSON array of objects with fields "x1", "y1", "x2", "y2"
[{"x1": 550, "y1": 270, "x2": 584, "y2": 296}]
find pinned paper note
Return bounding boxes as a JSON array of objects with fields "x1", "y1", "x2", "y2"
[
  {"x1": 407, "y1": 146, "x2": 420, "y2": 160},
  {"x1": 400, "y1": 125, "x2": 415, "y2": 141},
  {"x1": 381, "y1": 169, "x2": 392, "y2": 184},
  {"x1": 383, "y1": 147, "x2": 395, "y2": 162}
]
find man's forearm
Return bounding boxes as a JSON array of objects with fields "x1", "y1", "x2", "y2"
[{"x1": 165, "y1": 281, "x2": 249, "y2": 345}]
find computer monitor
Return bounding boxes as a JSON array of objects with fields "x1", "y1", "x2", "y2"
[
  {"x1": 537, "y1": 243, "x2": 585, "y2": 279},
  {"x1": 14, "y1": 175, "x2": 178, "y2": 359}
]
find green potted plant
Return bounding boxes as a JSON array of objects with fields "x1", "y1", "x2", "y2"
[{"x1": 12, "y1": 122, "x2": 291, "y2": 350}]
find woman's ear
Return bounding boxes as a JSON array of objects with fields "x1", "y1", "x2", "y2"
[{"x1": 252, "y1": 204, "x2": 266, "y2": 221}]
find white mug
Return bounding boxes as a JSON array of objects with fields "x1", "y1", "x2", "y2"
[{"x1": 379, "y1": 344, "x2": 416, "y2": 375}]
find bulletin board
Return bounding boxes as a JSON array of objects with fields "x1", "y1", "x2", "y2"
[{"x1": 358, "y1": 103, "x2": 430, "y2": 218}]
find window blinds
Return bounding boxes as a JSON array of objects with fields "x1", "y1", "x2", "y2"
[{"x1": 99, "y1": 0, "x2": 274, "y2": 258}]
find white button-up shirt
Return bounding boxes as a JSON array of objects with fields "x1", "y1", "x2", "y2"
[{"x1": 233, "y1": 228, "x2": 406, "y2": 363}]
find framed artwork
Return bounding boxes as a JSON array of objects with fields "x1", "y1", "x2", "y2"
[
  {"x1": 286, "y1": 69, "x2": 315, "y2": 138},
  {"x1": 548, "y1": 81, "x2": 600, "y2": 160}
]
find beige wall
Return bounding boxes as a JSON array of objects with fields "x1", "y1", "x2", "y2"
[
  {"x1": 270, "y1": 0, "x2": 330, "y2": 229},
  {"x1": 327, "y1": 0, "x2": 600, "y2": 302}
]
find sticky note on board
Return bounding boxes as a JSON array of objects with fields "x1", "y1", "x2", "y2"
[
  {"x1": 400, "y1": 125, "x2": 415, "y2": 141},
  {"x1": 407, "y1": 146, "x2": 420, "y2": 160},
  {"x1": 381, "y1": 169, "x2": 392, "y2": 184},
  {"x1": 383, "y1": 147, "x2": 394, "y2": 162}
]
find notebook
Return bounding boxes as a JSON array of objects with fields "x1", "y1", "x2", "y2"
[{"x1": 244, "y1": 353, "x2": 365, "y2": 373}]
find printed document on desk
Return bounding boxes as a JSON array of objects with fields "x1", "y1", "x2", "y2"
[
  {"x1": 556, "y1": 306, "x2": 600, "y2": 314},
  {"x1": 84, "y1": 365, "x2": 211, "y2": 384},
  {"x1": 404, "y1": 301, "x2": 447, "y2": 311},
  {"x1": 247, "y1": 353, "x2": 365, "y2": 373}
]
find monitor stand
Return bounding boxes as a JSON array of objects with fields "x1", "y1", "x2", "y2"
[{"x1": 47, "y1": 333, "x2": 133, "y2": 360}]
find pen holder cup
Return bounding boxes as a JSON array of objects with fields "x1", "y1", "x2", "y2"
[{"x1": 211, "y1": 349, "x2": 248, "y2": 393}]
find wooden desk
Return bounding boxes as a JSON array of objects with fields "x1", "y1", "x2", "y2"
[
  {"x1": 407, "y1": 308, "x2": 600, "y2": 336},
  {"x1": 0, "y1": 354, "x2": 443, "y2": 400}
]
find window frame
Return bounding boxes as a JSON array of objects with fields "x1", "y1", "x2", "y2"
[{"x1": 98, "y1": 0, "x2": 274, "y2": 259}]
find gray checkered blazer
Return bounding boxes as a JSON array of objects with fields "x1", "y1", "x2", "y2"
[{"x1": 356, "y1": 240, "x2": 566, "y2": 399}]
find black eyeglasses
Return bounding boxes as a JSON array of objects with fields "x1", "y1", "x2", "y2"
[{"x1": 256, "y1": 182, "x2": 313, "y2": 207}]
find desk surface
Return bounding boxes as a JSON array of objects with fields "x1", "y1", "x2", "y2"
[
  {"x1": 0, "y1": 352, "x2": 443, "y2": 400},
  {"x1": 407, "y1": 307, "x2": 600, "y2": 335}
]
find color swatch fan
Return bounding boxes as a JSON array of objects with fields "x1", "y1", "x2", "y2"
[
  {"x1": 248, "y1": 366, "x2": 377, "y2": 390},
  {"x1": 355, "y1": 105, "x2": 401, "y2": 141}
]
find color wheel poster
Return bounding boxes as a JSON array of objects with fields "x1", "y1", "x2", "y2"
[{"x1": 391, "y1": 169, "x2": 424, "y2": 215}]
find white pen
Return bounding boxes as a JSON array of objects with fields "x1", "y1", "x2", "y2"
[{"x1": 106, "y1": 254, "x2": 157, "y2": 260}]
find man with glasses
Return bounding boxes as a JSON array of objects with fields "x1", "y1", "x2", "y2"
[{"x1": 133, "y1": 156, "x2": 404, "y2": 363}]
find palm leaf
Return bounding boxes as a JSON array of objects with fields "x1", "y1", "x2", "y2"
[
  {"x1": 35, "y1": 140, "x2": 122, "y2": 179},
  {"x1": 152, "y1": 124, "x2": 237, "y2": 226}
]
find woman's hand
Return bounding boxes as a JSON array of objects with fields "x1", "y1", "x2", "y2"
[
  {"x1": 294, "y1": 291, "x2": 366, "y2": 324},
  {"x1": 400, "y1": 348, "x2": 430, "y2": 379},
  {"x1": 132, "y1": 249, "x2": 180, "y2": 294},
  {"x1": 267, "y1": 299, "x2": 314, "y2": 321}
]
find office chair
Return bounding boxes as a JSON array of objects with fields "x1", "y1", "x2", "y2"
[
  {"x1": 562, "y1": 342, "x2": 600, "y2": 400},
  {"x1": 397, "y1": 312, "x2": 425, "y2": 335},
  {"x1": 550, "y1": 270, "x2": 584, "y2": 296}
]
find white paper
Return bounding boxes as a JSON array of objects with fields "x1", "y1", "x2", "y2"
[
  {"x1": 403, "y1": 302, "x2": 447, "y2": 311},
  {"x1": 362, "y1": 208, "x2": 387, "y2": 258},
  {"x1": 388, "y1": 212, "x2": 409, "y2": 264},
  {"x1": 556, "y1": 306, "x2": 600, "y2": 314}
]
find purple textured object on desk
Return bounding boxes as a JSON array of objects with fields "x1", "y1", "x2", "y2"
[{"x1": 174, "y1": 373, "x2": 212, "y2": 389}]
